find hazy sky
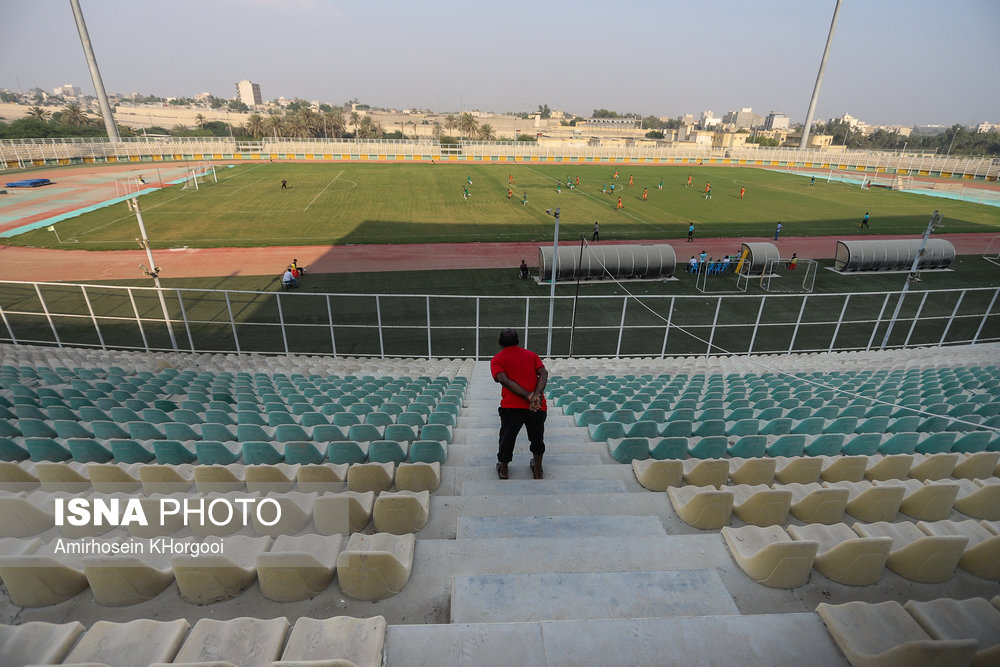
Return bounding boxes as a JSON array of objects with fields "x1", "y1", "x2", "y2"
[{"x1": 2, "y1": 0, "x2": 998, "y2": 126}]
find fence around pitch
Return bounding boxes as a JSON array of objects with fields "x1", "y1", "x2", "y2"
[
  {"x1": 0, "y1": 281, "x2": 997, "y2": 359},
  {"x1": 1, "y1": 137, "x2": 998, "y2": 182}
]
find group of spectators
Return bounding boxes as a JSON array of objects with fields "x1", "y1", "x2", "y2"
[
  {"x1": 281, "y1": 259, "x2": 305, "y2": 288},
  {"x1": 687, "y1": 251, "x2": 736, "y2": 275}
]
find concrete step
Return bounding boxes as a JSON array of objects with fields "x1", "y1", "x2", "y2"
[
  {"x1": 384, "y1": 613, "x2": 849, "y2": 667},
  {"x1": 451, "y1": 568, "x2": 738, "y2": 623},
  {"x1": 448, "y1": 452, "x2": 602, "y2": 467},
  {"x1": 461, "y1": 478, "x2": 629, "y2": 496},
  {"x1": 457, "y1": 515, "x2": 666, "y2": 539}
]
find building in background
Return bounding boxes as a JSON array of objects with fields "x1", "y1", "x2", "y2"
[
  {"x1": 765, "y1": 111, "x2": 790, "y2": 131},
  {"x1": 53, "y1": 84, "x2": 82, "y2": 99},
  {"x1": 235, "y1": 80, "x2": 262, "y2": 107}
]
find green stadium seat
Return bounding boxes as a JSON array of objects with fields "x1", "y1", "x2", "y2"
[
  {"x1": 237, "y1": 424, "x2": 271, "y2": 442},
  {"x1": 759, "y1": 418, "x2": 793, "y2": 436},
  {"x1": 409, "y1": 439, "x2": 448, "y2": 464},
  {"x1": 886, "y1": 416, "x2": 921, "y2": 434},
  {"x1": 242, "y1": 441, "x2": 284, "y2": 465},
  {"x1": 24, "y1": 437, "x2": 72, "y2": 462},
  {"x1": 765, "y1": 435, "x2": 806, "y2": 458},
  {"x1": 200, "y1": 423, "x2": 237, "y2": 442},
  {"x1": 855, "y1": 416, "x2": 890, "y2": 434},
  {"x1": 204, "y1": 409, "x2": 236, "y2": 425},
  {"x1": 589, "y1": 422, "x2": 626, "y2": 442},
  {"x1": 140, "y1": 408, "x2": 172, "y2": 424},
  {"x1": 650, "y1": 437, "x2": 688, "y2": 460},
  {"x1": 368, "y1": 440, "x2": 408, "y2": 464},
  {"x1": 332, "y1": 413, "x2": 362, "y2": 427},
  {"x1": 877, "y1": 433, "x2": 919, "y2": 455},
  {"x1": 66, "y1": 438, "x2": 113, "y2": 463},
  {"x1": 276, "y1": 424, "x2": 311, "y2": 443},
  {"x1": 688, "y1": 436, "x2": 728, "y2": 459},
  {"x1": 951, "y1": 431, "x2": 993, "y2": 454},
  {"x1": 659, "y1": 420, "x2": 693, "y2": 438},
  {"x1": 327, "y1": 441, "x2": 368, "y2": 465},
  {"x1": 385, "y1": 424, "x2": 419, "y2": 443},
  {"x1": 915, "y1": 432, "x2": 957, "y2": 455},
  {"x1": 840, "y1": 433, "x2": 881, "y2": 456},
  {"x1": 692, "y1": 420, "x2": 725, "y2": 438},
  {"x1": 109, "y1": 439, "x2": 154, "y2": 463},
  {"x1": 608, "y1": 437, "x2": 650, "y2": 464},
  {"x1": 625, "y1": 421, "x2": 659, "y2": 438},
  {"x1": 18, "y1": 419, "x2": 57, "y2": 439},
  {"x1": 53, "y1": 420, "x2": 93, "y2": 440},
  {"x1": 194, "y1": 441, "x2": 241, "y2": 465},
  {"x1": 164, "y1": 422, "x2": 202, "y2": 441},
  {"x1": 803, "y1": 434, "x2": 845, "y2": 457},
  {"x1": 728, "y1": 435, "x2": 767, "y2": 458},
  {"x1": 823, "y1": 417, "x2": 859, "y2": 435}
]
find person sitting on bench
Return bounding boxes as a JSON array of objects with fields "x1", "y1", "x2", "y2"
[
  {"x1": 519, "y1": 259, "x2": 530, "y2": 279},
  {"x1": 282, "y1": 266, "x2": 298, "y2": 289}
]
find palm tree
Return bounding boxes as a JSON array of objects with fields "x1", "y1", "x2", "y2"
[
  {"x1": 263, "y1": 115, "x2": 284, "y2": 138},
  {"x1": 194, "y1": 113, "x2": 207, "y2": 129},
  {"x1": 27, "y1": 106, "x2": 50, "y2": 121},
  {"x1": 172, "y1": 123, "x2": 190, "y2": 135},
  {"x1": 443, "y1": 114, "x2": 457, "y2": 136},
  {"x1": 288, "y1": 115, "x2": 312, "y2": 139},
  {"x1": 457, "y1": 112, "x2": 478, "y2": 139},
  {"x1": 323, "y1": 109, "x2": 346, "y2": 138},
  {"x1": 431, "y1": 121, "x2": 444, "y2": 141},
  {"x1": 477, "y1": 124, "x2": 496, "y2": 141},
  {"x1": 349, "y1": 111, "x2": 361, "y2": 135},
  {"x1": 245, "y1": 113, "x2": 265, "y2": 138},
  {"x1": 61, "y1": 103, "x2": 88, "y2": 127},
  {"x1": 297, "y1": 108, "x2": 320, "y2": 137}
]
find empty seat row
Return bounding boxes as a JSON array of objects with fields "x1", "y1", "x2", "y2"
[{"x1": 724, "y1": 518, "x2": 999, "y2": 590}]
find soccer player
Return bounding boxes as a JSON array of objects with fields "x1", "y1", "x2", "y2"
[
  {"x1": 575, "y1": 176, "x2": 580, "y2": 187},
  {"x1": 704, "y1": 182, "x2": 711, "y2": 194},
  {"x1": 642, "y1": 187, "x2": 648, "y2": 200},
  {"x1": 810, "y1": 176, "x2": 816, "y2": 186},
  {"x1": 522, "y1": 192, "x2": 528, "y2": 206},
  {"x1": 467, "y1": 174, "x2": 473, "y2": 185},
  {"x1": 509, "y1": 174, "x2": 515, "y2": 185},
  {"x1": 616, "y1": 196, "x2": 624, "y2": 211},
  {"x1": 686, "y1": 175, "x2": 692, "y2": 187},
  {"x1": 557, "y1": 182, "x2": 562, "y2": 194},
  {"x1": 463, "y1": 186, "x2": 470, "y2": 200},
  {"x1": 281, "y1": 179, "x2": 287, "y2": 190},
  {"x1": 602, "y1": 182, "x2": 607, "y2": 194},
  {"x1": 613, "y1": 170, "x2": 619, "y2": 180},
  {"x1": 658, "y1": 177, "x2": 663, "y2": 190},
  {"x1": 610, "y1": 183, "x2": 616, "y2": 194},
  {"x1": 704, "y1": 186, "x2": 712, "y2": 199},
  {"x1": 740, "y1": 186, "x2": 745, "y2": 199},
  {"x1": 687, "y1": 223, "x2": 694, "y2": 242},
  {"x1": 628, "y1": 175, "x2": 634, "y2": 186},
  {"x1": 507, "y1": 188, "x2": 513, "y2": 200}
]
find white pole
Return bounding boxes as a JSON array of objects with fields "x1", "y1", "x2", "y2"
[
  {"x1": 132, "y1": 196, "x2": 179, "y2": 351},
  {"x1": 546, "y1": 208, "x2": 561, "y2": 356},
  {"x1": 880, "y1": 210, "x2": 943, "y2": 349},
  {"x1": 800, "y1": 0, "x2": 842, "y2": 149}
]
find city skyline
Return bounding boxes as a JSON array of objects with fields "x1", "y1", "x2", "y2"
[{"x1": 1, "y1": 0, "x2": 998, "y2": 127}]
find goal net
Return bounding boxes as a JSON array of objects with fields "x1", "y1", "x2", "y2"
[
  {"x1": 180, "y1": 163, "x2": 217, "y2": 190},
  {"x1": 760, "y1": 257, "x2": 818, "y2": 293}
]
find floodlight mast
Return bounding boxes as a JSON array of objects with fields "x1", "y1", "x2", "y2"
[
  {"x1": 880, "y1": 210, "x2": 943, "y2": 350},
  {"x1": 546, "y1": 207, "x2": 561, "y2": 357},
  {"x1": 799, "y1": 0, "x2": 841, "y2": 149},
  {"x1": 131, "y1": 196, "x2": 179, "y2": 352},
  {"x1": 69, "y1": 0, "x2": 120, "y2": 142}
]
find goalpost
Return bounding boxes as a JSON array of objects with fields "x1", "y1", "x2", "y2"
[{"x1": 180, "y1": 162, "x2": 217, "y2": 190}]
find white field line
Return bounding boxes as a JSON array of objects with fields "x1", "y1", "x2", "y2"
[{"x1": 304, "y1": 170, "x2": 344, "y2": 211}]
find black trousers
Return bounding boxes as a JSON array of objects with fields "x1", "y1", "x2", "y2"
[{"x1": 497, "y1": 407, "x2": 546, "y2": 463}]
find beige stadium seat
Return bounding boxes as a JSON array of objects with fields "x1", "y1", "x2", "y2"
[
  {"x1": 172, "y1": 535, "x2": 272, "y2": 604},
  {"x1": 0, "y1": 536, "x2": 42, "y2": 583},
  {"x1": 34, "y1": 460, "x2": 92, "y2": 493},
  {"x1": 904, "y1": 597, "x2": 1000, "y2": 667},
  {"x1": 61, "y1": 618, "x2": 191, "y2": 667},
  {"x1": 731, "y1": 484, "x2": 792, "y2": 527},
  {"x1": 773, "y1": 456, "x2": 823, "y2": 485},
  {"x1": 952, "y1": 451, "x2": 1000, "y2": 481},
  {"x1": 954, "y1": 478, "x2": 1000, "y2": 521},
  {"x1": 193, "y1": 464, "x2": 247, "y2": 494},
  {"x1": 250, "y1": 491, "x2": 318, "y2": 537},
  {"x1": 139, "y1": 464, "x2": 196, "y2": 494},
  {"x1": 127, "y1": 493, "x2": 187, "y2": 538},
  {"x1": 86, "y1": 462, "x2": 146, "y2": 494},
  {"x1": 245, "y1": 463, "x2": 300, "y2": 493},
  {"x1": 632, "y1": 458, "x2": 683, "y2": 491},
  {"x1": 819, "y1": 455, "x2": 868, "y2": 483},
  {"x1": 373, "y1": 489, "x2": 431, "y2": 534},
  {"x1": 273, "y1": 615, "x2": 386, "y2": 667},
  {"x1": 336, "y1": 532, "x2": 416, "y2": 601},
  {"x1": 817, "y1": 600, "x2": 978, "y2": 667},
  {"x1": 667, "y1": 485, "x2": 734, "y2": 530},
  {"x1": 918, "y1": 519, "x2": 1000, "y2": 581},
  {"x1": 394, "y1": 461, "x2": 442, "y2": 493},
  {"x1": 297, "y1": 462, "x2": 350, "y2": 493},
  {"x1": 315, "y1": 490, "x2": 376, "y2": 535},
  {"x1": 874, "y1": 478, "x2": 960, "y2": 521},
  {"x1": 853, "y1": 520, "x2": 968, "y2": 584},
  {"x1": 189, "y1": 491, "x2": 260, "y2": 538},
  {"x1": 347, "y1": 461, "x2": 395, "y2": 493},
  {"x1": 788, "y1": 523, "x2": 891, "y2": 586},
  {"x1": 0, "y1": 460, "x2": 40, "y2": 492},
  {"x1": 909, "y1": 452, "x2": 960, "y2": 482},
  {"x1": 728, "y1": 457, "x2": 776, "y2": 486},
  {"x1": 864, "y1": 454, "x2": 913, "y2": 482},
  {"x1": 682, "y1": 458, "x2": 730, "y2": 488},
  {"x1": 0, "y1": 537, "x2": 93, "y2": 606},
  {"x1": 0, "y1": 620, "x2": 85, "y2": 666},
  {"x1": 0, "y1": 490, "x2": 53, "y2": 537},
  {"x1": 826, "y1": 480, "x2": 906, "y2": 523},
  {"x1": 83, "y1": 542, "x2": 178, "y2": 606},
  {"x1": 721, "y1": 524, "x2": 817, "y2": 589},
  {"x1": 257, "y1": 534, "x2": 343, "y2": 603},
  {"x1": 150, "y1": 616, "x2": 290, "y2": 667},
  {"x1": 786, "y1": 482, "x2": 850, "y2": 525}
]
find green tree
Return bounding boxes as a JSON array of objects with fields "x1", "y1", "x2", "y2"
[
  {"x1": 228, "y1": 100, "x2": 249, "y2": 113},
  {"x1": 60, "y1": 103, "x2": 88, "y2": 127},
  {"x1": 537, "y1": 104, "x2": 551, "y2": 119},
  {"x1": 27, "y1": 106, "x2": 50, "y2": 121},
  {"x1": 477, "y1": 123, "x2": 496, "y2": 140},
  {"x1": 431, "y1": 121, "x2": 444, "y2": 141},
  {"x1": 443, "y1": 114, "x2": 457, "y2": 135},
  {"x1": 244, "y1": 113, "x2": 264, "y2": 138},
  {"x1": 194, "y1": 113, "x2": 207, "y2": 129},
  {"x1": 645, "y1": 130, "x2": 664, "y2": 139},
  {"x1": 457, "y1": 112, "x2": 478, "y2": 139}
]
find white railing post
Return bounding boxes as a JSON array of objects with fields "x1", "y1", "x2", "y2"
[
  {"x1": 905, "y1": 292, "x2": 930, "y2": 347},
  {"x1": 660, "y1": 296, "x2": 674, "y2": 358},
  {"x1": 326, "y1": 295, "x2": 337, "y2": 356},
  {"x1": 79, "y1": 285, "x2": 105, "y2": 350},
  {"x1": 425, "y1": 296, "x2": 432, "y2": 359},
  {"x1": 787, "y1": 295, "x2": 809, "y2": 354},
  {"x1": 523, "y1": 297, "x2": 530, "y2": 352},
  {"x1": 936, "y1": 290, "x2": 964, "y2": 346},
  {"x1": 867, "y1": 294, "x2": 892, "y2": 351},
  {"x1": 276, "y1": 292, "x2": 289, "y2": 355},
  {"x1": 706, "y1": 296, "x2": 723, "y2": 357},
  {"x1": 615, "y1": 298, "x2": 628, "y2": 357},
  {"x1": 971, "y1": 288, "x2": 999, "y2": 345},
  {"x1": 475, "y1": 297, "x2": 481, "y2": 360},
  {"x1": 829, "y1": 294, "x2": 851, "y2": 352},
  {"x1": 125, "y1": 287, "x2": 148, "y2": 351},
  {"x1": 224, "y1": 291, "x2": 240, "y2": 354},
  {"x1": 174, "y1": 290, "x2": 195, "y2": 351},
  {"x1": 34, "y1": 284, "x2": 63, "y2": 348},
  {"x1": 375, "y1": 295, "x2": 385, "y2": 358},
  {"x1": 748, "y1": 296, "x2": 767, "y2": 355},
  {"x1": 0, "y1": 301, "x2": 17, "y2": 344}
]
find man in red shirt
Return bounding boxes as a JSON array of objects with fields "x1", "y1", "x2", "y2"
[{"x1": 490, "y1": 328, "x2": 548, "y2": 479}]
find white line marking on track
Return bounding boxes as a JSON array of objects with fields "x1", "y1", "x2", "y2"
[{"x1": 304, "y1": 170, "x2": 344, "y2": 211}]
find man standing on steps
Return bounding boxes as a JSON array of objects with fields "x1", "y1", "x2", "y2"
[{"x1": 491, "y1": 328, "x2": 547, "y2": 480}]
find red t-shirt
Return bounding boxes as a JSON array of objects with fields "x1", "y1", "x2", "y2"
[{"x1": 490, "y1": 345, "x2": 547, "y2": 411}]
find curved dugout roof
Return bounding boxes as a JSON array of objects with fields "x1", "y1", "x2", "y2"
[
  {"x1": 739, "y1": 242, "x2": 781, "y2": 275},
  {"x1": 538, "y1": 244, "x2": 677, "y2": 281},
  {"x1": 834, "y1": 239, "x2": 956, "y2": 272}
]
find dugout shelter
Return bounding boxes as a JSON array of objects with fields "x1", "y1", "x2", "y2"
[
  {"x1": 539, "y1": 243, "x2": 676, "y2": 282},
  {"x1": 834, "y1": 239, "x2": 956, "y2": 273}
]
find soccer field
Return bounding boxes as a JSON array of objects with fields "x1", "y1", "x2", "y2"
[{"x1": 9, "y1": 163, "x2": 1000, "y2": 250}]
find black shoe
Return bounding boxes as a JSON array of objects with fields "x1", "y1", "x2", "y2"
[{"x1": 496, "y1": 462, "x2": 508, "y2": 480}]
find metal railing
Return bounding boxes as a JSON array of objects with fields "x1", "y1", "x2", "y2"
[
  {"x1": 2, "y1": 137, "x2": 998, "y2": 180},
  {"x1": 0, "y1": 281, "x2": 996, "y2": 359}
]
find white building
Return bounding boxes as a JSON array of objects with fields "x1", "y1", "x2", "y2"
[
  {"x1": 765, "y1": 111, "x2": 790, "y2": 131},
  {"x1": 53, "y1": 84, "x2": 82, "y2": 99},
  {"x1": 235, "y1": 80, "x2": 262, "y2": 107}
]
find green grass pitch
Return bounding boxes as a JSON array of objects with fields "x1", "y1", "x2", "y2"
[{"x1": 9, "y1": 163, "x2": 1000, "y2": 250}]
